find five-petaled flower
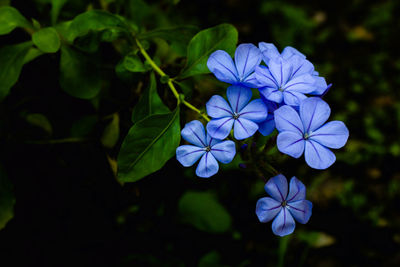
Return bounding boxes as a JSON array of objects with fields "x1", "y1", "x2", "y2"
[
  {"x1": 274, "y1": 97, "x2": 349, "y2": 169},
  {"x1": 176, "y1": 120, "x2": 236, "y2": 178},
  {"x1": 258, "y1": 42, "x2": 329, "y2": 96},
  {"x1": 256, "y1": 174, "x2": 312, "y2": 237},
  {"x1": 207, "y1": 43, "x2": 262, "y2": 88},
  {"x1": 206, "y1": 85, "x2": 268, "y2": 140}
]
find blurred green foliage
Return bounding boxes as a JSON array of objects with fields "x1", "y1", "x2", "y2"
[{"x1": 0, "y1": 0, "x2": 399, "y2": 266}]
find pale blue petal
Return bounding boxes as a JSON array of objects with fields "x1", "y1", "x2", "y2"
[
  {"x1": 234, "y1": 43, "x2": 262, "y2": 80},
  {"x1": 210, "y1": 140, "x2": 236, "y2": 163},
  {"x1": 176, "y1": 145, "x2": 206, "y2": 167},
  {"x1": 287, "y1": 200, "x2": 312, "y2": 224},
  {"x1": 256, "y1": 197, "x2": 282, "y2": 223},
  {"x1": 272, "y1": 208, "x2": 296, "y2": 237},
  {"x1": 259, "y1": 87, "x2": 283, "y2": 104},
  {"x1": 265, "y1": 174, "x2": 288, "y2": 202},
  {"x1": 274, "y1": 105, "x2": 304, "y2": 134},
  {"x1": 207, "y1": 50, "x2": 239, "y2": 84},
  {"x1": 196, "y1": 152, "x2": 219, "y2": 178},
  {"x1": 233, "y1": 118, "x2": 259, "y2": 140},
  {"x1": 283, "y1": 90, "x2": 308, "y2": 106},
  {"x1": 268, "y1": 57, "x2": 292, "y2": 87},
  {"x1": 206, "y1": 133, "x2": 221, "y2": 147},
  {"x1": 310, "y1": 121, "x2": 349, "y2": 149},
  {"x1": 283, "y1": 74, "x2": 316, "y2": 94},
  {"x1": 258, "y1": 42, "x2": 280, "y2": 64},
  {"x1": 300, "y1": 97, "x2": 331, "y2": 133},
  {"x1": 309, "y1": 76, "x2": 328, "y2": 95},
  {"x1": 227, "y1": 85, "x2": 252, "y2": 113},
  {"x1": 286, "y1": 177, "x2": 306, "y2": 202},
  {"x1": 305, "y1": 139, "x2": 336, "y2": 169},
  {"x1": 180, "y1": 120, "x2": 207, "y2": 147},
  {"x1": 242, "y1": 72, "x2": 261, "y2": 88},
  {"x1": 239, "y1": 99, "x2": 268, "y2": 122},
  {"x1": 255, "y1": 65, "x2": 279, "y2": 88},
  {"x1": 277, "y1": 131, "x2": 305, "y2": 158},
  {"x1": 281, "y1": 46, "x2": 306, "y2": 59},
  {"x1": 206, "y1": 95, "x2": 233, "y2": 118},
  {"x1": 206, "y1": 117, "x2": 234, "y2": 140},
  {"x1": 258, "y1": 116, "x2": 275, "y2": 136},
  {"x1": 290, "y1": 56, "x2": 315, "y2": 78}
]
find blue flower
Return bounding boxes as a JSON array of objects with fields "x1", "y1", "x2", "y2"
[
  {"x1": 256, "y1": 174, "x2": 312, "y2": 237},
  {"x1": 207, "y1": 43, "x2": 262, "y2": 88},
  {"x1": 176, "y1": 120, "x2": 236, "y2": 178},
  {"x1": 256, "y1": 43, "x2": 329, "y2": 105},
  {"x1": 274, "y1": 97, "x2": 349, "y2": 169},
  {"x1": 258, "y1": 95, "x2": 279, "y2": 136},
  {"x1": 206, "y1": 85, "x2": 268, "y2": 140}
]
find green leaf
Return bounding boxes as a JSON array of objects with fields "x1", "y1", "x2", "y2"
[
  {"x1": 32, "y1": 27, "x2": 61, "y2": 53},
  {"x1": 50, "y1": 0, "x2": 67, "y2": 25},
  {"x1": 138, "y1": 25, "x2": 199, "y2": 55},
  {"x1": 131, "y1": 72, "x2": 170, "y2": 124},
  {"x1": 23, "y1": 47, "x2": 45, "y2": 64},
  {"x1": 0, "y1": 41, "x2": 33, "y2": 100},
  {"x1": 101, "y1": 113, "x2": 120, "y2": 148},
  {"x1": 123, "y1": 53, "x2": 147, "y2": 73},
  {"x1": 178, "y1": 191, "x2": 232, "y2": 233},
  {"x1": 25, "y1": 113, "x2": 53, "y2": 135},
  {"x1": 68, "y1": 10, "x2": 130, "y2": 42},
  {"x1": 0, "y1": 166, "x2": 15, "y2": 231},
  {"x1": 59, "y1": 45, "x2": 101, "y2": 99},
  {"x1": 117, "y1": 109, "x2": 180, "y2": 183},
  {"x1": 178, "y1": 24, "x2": 238, "y2": 79},
  {"x1": 0, "y1": 6, "x2": 32, "y2": 35}
]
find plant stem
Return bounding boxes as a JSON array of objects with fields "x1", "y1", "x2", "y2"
[{"x1": 135, "y1": 38, "x2": 211, "y2": 121}]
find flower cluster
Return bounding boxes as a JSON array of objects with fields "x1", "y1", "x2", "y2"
[{"x1": 175, "y1": 42, "x2": 349, "y2": 236}]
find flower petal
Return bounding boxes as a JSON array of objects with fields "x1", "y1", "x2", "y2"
[
  {"x1": 195, "y1": 152, "x2": 219, "y2": 178},
  {"x1": 206, "y1": 133, "x2": 220, "y2": 147},
  {"x1": 210, "y1": 140, "x2": 236, "y2": 164},
  {"x1": 234, "y1": 43, "x2": 262, "y2": 80},
  {"x1": 268, "y1": 57, "x2": 292, "y2": 87},
  {"x1": 281, "y1": 46, "x2": 306, "y2": 59},
  {"x1": 283, "y1": 73, "x2": 316, "y2": 94},
  {"x1": 227, "y1": 85, "x2": 252, "y2": 113},
  {"x1": 233, "y1": 118, "x2": 258, "y2": 140},
  {"x1": 305, "y1": 139, "x2": 336, "y2": 169},
  {"x1": 242, "y1": 72, "x2": 261, "y2": 88},
  {"x1": 206, "y1": 117, "x2": 234, "y2": 140},
  {"x1": 259, "y1": 87, "x2": 283, "y2": 104},
  {"x1": 290, "y1": 56, "x2": 315, "y2": 78},
  {"x1": 207, "y1": 50, "x2": 239, "y2": 84},
  {"x1": 272, "y1": 208, "x2": 296, "y2": 237},
  {"x1": 274, "y1": 105, "x2": 304, "y2": 134},
  {"x1": 258, "y1": 116, "x2": 275, "y2": 136},
  {"x1": 277, "y1": 131, "x2": 305, "y2": 158},
  {"x1": 310, "y1": 121, "x2": 349, "y2": 149},
  {"x1": 287, "y1": 200, "x2": 312, "y2": 224},
  {"x1": 283, "y1": 90, "x2": 308, "y2": 106},
  {"x1": 176, "y1": 145, "x2": 206, "y2": 167},
  {"x1": 239, "y1": 99, "x2": 268, "y2": 122},
  {"x1": 256, "y1": 197, "x2": 282, "y2": 223},
  {"x1": 300, "y1": 97, "x2": 331, "y2": 133},
  {"x1": 286, "y1": 177, "x2": 306, "y2": 202},
  {"x1": 206, "y1": 95, "x2": 233, "y2": 118},
  {"x1": 255, "y1": 65, "x2": 279, "y2": 88},
  {"x1": 258, "y1": 42, "x2": 280, "y2": 64},
  {"x1": 181, "y1": 120, "x2": 207, "y2": 147},
  {"x1": 265, "y1": 174, "x2": 288, "y2": 202},
  {"x1": 309, "y1": 76, "x2": 328, "y2": 95}
]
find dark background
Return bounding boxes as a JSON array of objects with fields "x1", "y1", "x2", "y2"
[{"x1": 1, "y1": 0, "x2": 400, "y2": 266}]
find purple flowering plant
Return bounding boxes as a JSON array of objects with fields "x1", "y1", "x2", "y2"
[{"x1": 174, "y1": 39, "x2": 348, "y2": 236}]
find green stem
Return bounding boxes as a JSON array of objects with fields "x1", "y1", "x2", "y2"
[
  {"x1": 135, "y1": 38, "x2": 211, "y2": 121},
  {"x1": 25, "y1": 137, "x2": 89, "y2": 144}
]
